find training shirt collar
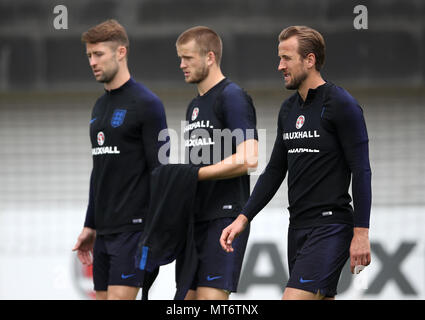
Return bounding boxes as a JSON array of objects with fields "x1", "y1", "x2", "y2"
[
  {"x1": 297, "y1": 81, "x2": 330, "y2": 106},
  {"x1": 198, "y1": 77, "x2": 228, "y2": 98},
  {"x1": 105, "y1": 77, "x2": 135, "y2": 95}
]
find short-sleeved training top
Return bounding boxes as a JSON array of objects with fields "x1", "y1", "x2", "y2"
[{"x1": 184, "y1": 78, "x2": 258, "y2": 222}]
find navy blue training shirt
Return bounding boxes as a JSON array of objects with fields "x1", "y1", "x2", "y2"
[
  {"x1": 184, "y1": 78, "x2": 258, "y2": 222},
  {"x1": 84, "y1": 77, "x2": 169, "y2": 235},
  {"x1": 242, "y1": 81, "x2": 372, "y2": 228}
]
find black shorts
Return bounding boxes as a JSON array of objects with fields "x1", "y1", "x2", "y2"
[
  {"x1": 93, "y1": 231, "x2": 144, "y2": 291},
  {"x1": 286, "y1": 223, "x2": 352, "y2": 297},
  {"x1": 190, "y1": 217, "x2": 250, "y2": 293}
]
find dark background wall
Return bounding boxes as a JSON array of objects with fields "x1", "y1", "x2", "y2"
[{"x1": 0, "y1": 0, "x2": 424, "y2": 91}]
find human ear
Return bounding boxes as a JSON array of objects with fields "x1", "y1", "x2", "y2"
[
  {"x1": 305, "y1": 52, "x2": 316, "y2": 69},
  {"x1": 206, "y1": 51, "x2": 216, "y2": 66},
  {"x1": 117, "y1": 45, "x2": 127, "y2": 61}
]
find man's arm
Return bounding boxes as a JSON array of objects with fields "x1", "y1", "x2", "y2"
[
  {"x1": 330, "y1": 92, "x2": 372, "y2": 273},
  {"x1": 198, "y1": 139, "x2": 258, "y2": 180},
  {"x1": 142, "y1": 97, "x2": 169, "y2": 170},
  {"x1": 199, "y1": 83, "x2": 258, "y2": 180},
  {"x1": 220, "y1": 124, "x2": 288, "y2": 252},
  {"x1": 73, "y1": 170, "x2": 96, "y2": 265},
  {"x1": 83, "y1": 170, "x2": 95, "y2": 229}
]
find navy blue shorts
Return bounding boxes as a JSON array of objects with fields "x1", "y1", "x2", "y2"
[
  {"x1": 93, "y1": 231, "x2": 144, "y2": 291},
  {"x1": 286, "y1": 223, "x2": 353, "y2": 297},
  {"x1": 190, "y1": 218, "x2": 250, "y2": 292}
]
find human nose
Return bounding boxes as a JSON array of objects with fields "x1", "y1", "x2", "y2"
[
  {"x1": 180, "y1": 58, "x2": 186, "y2": 69},
  {"x1": 89, "y1": 56, "x2": 97, "y2": 68},
  {"x1": 278, "y1": 58, "x2": 286, "y2": 71}
]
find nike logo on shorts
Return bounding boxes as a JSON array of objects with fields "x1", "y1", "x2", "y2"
[
  {"x1": 206, "y1": 275, "x2": 222, "y2": 281},
  {"x1": 299, "y1": 277, "x2": 314, "y2": 283}
]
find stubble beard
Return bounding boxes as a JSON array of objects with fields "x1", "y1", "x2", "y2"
[
  {"x1": 285, "y1": 70, "x2": 308, "y2": 90},
  {"x1": 188, "y1": 63, "x2": 210, "y2": 84},
  {"x1": 96, "y1": 59, "x2": 120, "y2": 84}
]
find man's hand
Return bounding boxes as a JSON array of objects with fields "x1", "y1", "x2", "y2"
[
  {"x1": 72, "y1": 227, "x2": 96, "y2": 265},
  {"x1": 350, "y1": 227, "x2": 371, "y2": 274},
  {"x1": 220, "y1": 214, "x2": 249, "y2": 253}
]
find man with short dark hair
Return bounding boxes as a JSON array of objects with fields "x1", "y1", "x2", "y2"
[
  {"x1": 221, "y1": 26, "x2": 372, "y2": 300},
  {"x1": 72, "y1": 19, "x2": 168, "y2": 300},
  {"x1": 176, "y1": 26, "x2": 258, "y2": 300}
]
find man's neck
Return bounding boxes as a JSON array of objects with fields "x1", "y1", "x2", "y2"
[
  {"x1": 104, "y1": 66, "x2": 131, "y2": 91},
  {"x1": 297, "y1": 72, "x2": 325, "y2": 101},
  {"x1": 197, "y1": 68, "x2": 225, "y2": 96}
]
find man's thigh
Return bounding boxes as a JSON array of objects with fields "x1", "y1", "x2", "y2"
[
  {"x1": 191, "y1": 218, "x2": 250, "y2": 293},
  {"x1": 93, "y1": 231, "x2": 144, "y2": 292},
  {"x1": 286, "y1": 224, "x2": 352, "y2": 298}
]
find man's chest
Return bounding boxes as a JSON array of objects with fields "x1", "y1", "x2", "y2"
[
  {"x1": 90, "y1": 100, "x2": 142, "y2": 149},
  {"x1": 281, "y1": 103, "x2": 338, "y2": 154}
]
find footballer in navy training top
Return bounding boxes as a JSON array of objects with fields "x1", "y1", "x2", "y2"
[
  {"x1": 221, "y1": 26, "x2": 371, "y2": 300},
  {"x1": 176, "y1": 26, "x2": 258, "y2": 300},
  {"x1": 73, "y1": 19, "x2": 168, "y2": 300}
]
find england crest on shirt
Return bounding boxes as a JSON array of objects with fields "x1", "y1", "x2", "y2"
[
  {"x1": 191, "y1": 107, "x2": 199, "y2": 121},
  {"x1": 111, "y1": 109, "x2": 127, "y2": 128},
  {"x1": 296, "y1": 115, "x2": 305, "y2": 129}
]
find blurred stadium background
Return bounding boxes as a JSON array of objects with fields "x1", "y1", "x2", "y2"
[{"x1": 0, "y1": 0, "x2": 424, "y2": 299}]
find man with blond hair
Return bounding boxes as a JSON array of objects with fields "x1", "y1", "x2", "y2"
[
  {"x1": 72, "y1": 19, "x2": 168, "y2": 300},
  {"x1": 176, "y1": 26, "x2": 258, "y2": 300}
]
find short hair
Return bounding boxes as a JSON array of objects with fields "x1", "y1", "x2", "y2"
[
  {"x1": 176, "y1": 26, "x2": 223, "y2": 66},
  {"x1": 278, "y1": 26, "x2": 325, "y2": 71},
  {"x1": 81, "y1": 19, "x2": 129, "y2": 56}
]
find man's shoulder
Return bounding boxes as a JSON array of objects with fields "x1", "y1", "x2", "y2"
[
  {"x1": 323, "y1": 82, "x2": 364, "y2": 122},
  {"x1": 325, "y1": 82, "x2": 358, "y2": 106},
  {"x1": 221, "y1": 80, "x2": 250, "y2": 100},
  {"x1": 221, "y1": 80, "x2": 241, "y2": 93},
  {"x1": 129, "y1": 81, "x2": 163, "y2": 107},
  {"x1": 220, "y1": 80, "x2": 254, "y2": 111}
]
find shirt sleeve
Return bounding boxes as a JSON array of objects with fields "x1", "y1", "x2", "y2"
[
  {"x1": 221, "y1": 84, "x2": 258, "y2": 142},
  {"x1": 142, "y1": 97, "x2": 169, "y2": 171},
  {"x1": 241, "y1": 107, "x2": 288, "y2": 221},
  {"x1": 324, "y1": 92, "x2": 372, "y2": 228},
  {"x1": 83, "y1": 169, "x2": 95, "y2": 229}
]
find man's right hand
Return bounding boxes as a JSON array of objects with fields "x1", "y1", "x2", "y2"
[
  {"x1": 220, "y1": 214, "x2": 249, "y2": 253},
  {"x1": 72, "y1": 227, "x2": 96, "y2": 265}
]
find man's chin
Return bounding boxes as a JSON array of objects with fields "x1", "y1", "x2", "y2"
[
  {"x1": 94, "y1": 70, "x2": 117, "y2": 84},
  {"x1": 96, "y1": 76, "x2": 113, "y2": 84},
  {"x1": 285, "y1": 82, "x2": 298, "y2": 90},
  {"x1": 94, "y1": 75, "x2": 106, "y2": 83},
  {"x1": 185, "y1": 77, "x2": 201, "y2": 84}
]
